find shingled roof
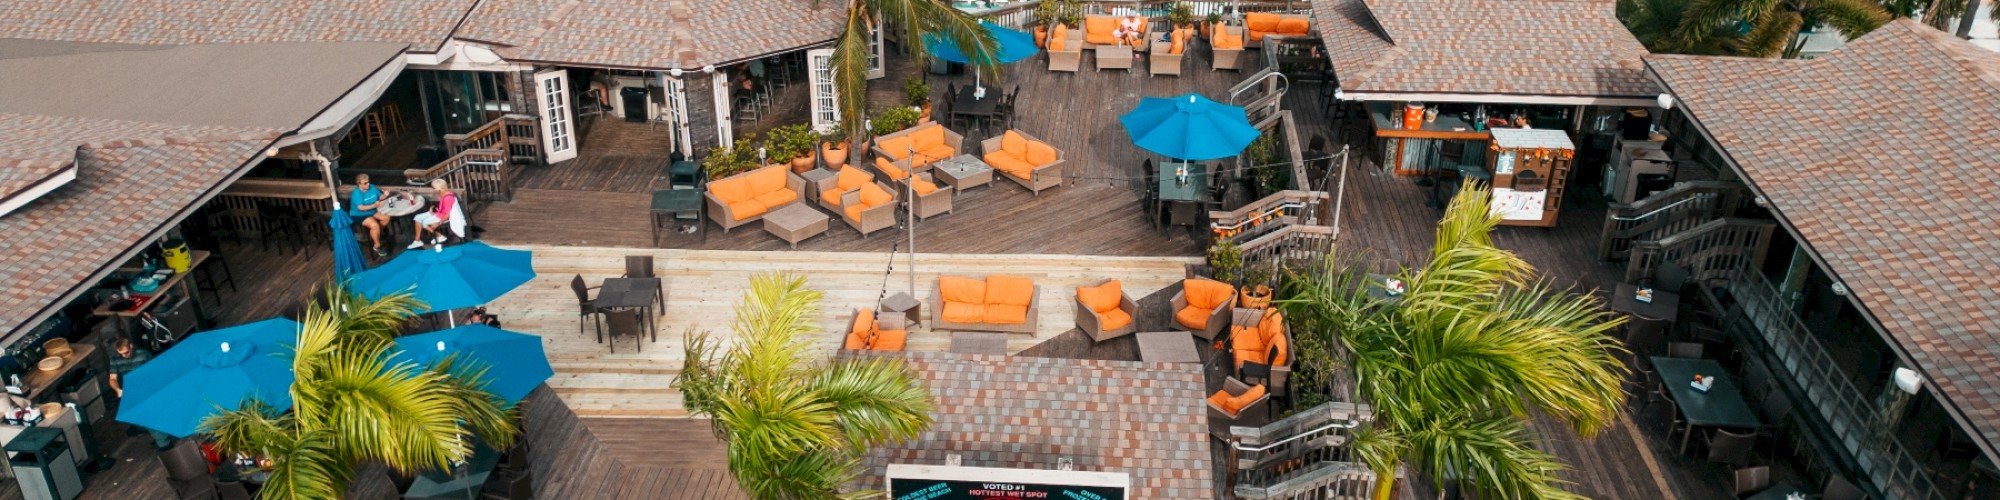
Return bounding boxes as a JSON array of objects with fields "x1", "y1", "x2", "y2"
[
  {"x1": 1311, "y1": 0, "x2": 1657, "y2": 100},
  {"x1": 0, "y1": 114, "x2": 278, "y2": 336},
  {"x1": 854, "y1": 352, "x2": 1215, "y2": 499},
  {"x1": 460, "y1": 0, "x2": 844, "y2": 69},
  {"x1": 1647, "y1": 19, "x2": 2000, "y2": 454},
  {"x1": 0, "y1": 0, "x2": 478, "y2": 52}
]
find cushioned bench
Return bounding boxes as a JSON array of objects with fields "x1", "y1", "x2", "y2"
[
  {"x1": 704, "y1": 165, "x2": 805, "y2": 232},
  {"x1": 931, "y1": 275, "x2": 1040, "y2": 334},
  {"x1": 980, "y1": 130, "x2": 1065, "y2": 195},
  {"x1": 870, "y1": 122, "x2": 962, "y2": 182}
]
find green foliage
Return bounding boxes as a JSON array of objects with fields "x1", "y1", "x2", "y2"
[
  {"x1": 1207, "y1": 241, "x2": 1243, "y2": 284},
  {"x1": 1642, "y1": 0, "x2": 1888, "y2": 57},
  {"x1": 704, "y1": 134, "x2": 762, "y2": 179},
  {"x1": 1277, "y1": 185, "x2": 1628, "y2": 499},
  {"x1": 903, "y1": 77, "x2": 931, "y2": 107},
  {"x1": 1246, "y1": 134, "x2": 1291, "y2": 196},
  {"x1": 869, "y1": 106, "x2": 921, "y2": 137},
  {"x1": 201, "y1": 283, "x2": 517, "y2": 500},
  {"x1": 675, "y1": 273, "x2": 935, "y2": 500},
  {"x1": 1206, "y1": 12, "x2": 1223, "y2": 24},
  {"x1": 1033, "y1": 0, "x2": 1064, "y2": 26},
  {"x1": 765, "y1": 124, "x2": 819, "y2": 164},
  {"x1": 822, "y1": 126, "x2": 851, "y2": 146},
  {"x1": 1168, "y1": 2, "x2": 1197, "y2": 27},
  {"x1": 828, "y1": 0, "x2": 997, "y2": 136}
]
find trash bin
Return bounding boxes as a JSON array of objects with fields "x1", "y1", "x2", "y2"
[
  {"x1": 621, "y1": 87, "x2": 649, "y2": 123},
  {"x1": 8, "y1": 427, "x2": 79, "y2": 500}
]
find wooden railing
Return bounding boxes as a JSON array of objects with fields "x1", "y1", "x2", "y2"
[
  {"x1": 1238, "y1": 224, "x2": 1334, "y2": 276},
  {"x1": 1623, "y1": 217, "x2": 1774, "y2": 284},
  {"x1": 1210, "y1": 190, "x2": 1330, "y2": 244},
  {"x1": 1702, "y1": 263, "x2": 1949, "y2": 500},
  {"x1": 1599, "y1": 181, "x2": 1751, "y2": 261},
  {"x1": 1224, "y1": 402, "x2": 1378, "y2": 499},
  {"x1": 443, "y1": 114, "x2": 539, "y2": 165},
  {"x1": 403, "y1": 149, "x2": 513, "y2": 203}
]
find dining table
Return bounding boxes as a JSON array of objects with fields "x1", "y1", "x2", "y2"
[
  {"x1": 598, "y1": 277, "x2": 663, "y2": 342},
  {"x1": 1157, "y1": 161, "x2": 1211, "y2": 228},
  {"x1": 405, "y1": 442, "x2": 501, "y2": 499},
  {"x1": 1652, "y1": 356, "x2": 1763, "y2": 453},
  {"x1": 951, "y1": 85, "x2": 1001, "y2": 128},
  {"x1": 1612, "y1": 283, "x2": 1680, "y2": 321},
  {"x1": 1744, "y1": 484, "x2": 1803, "y2": 500}
]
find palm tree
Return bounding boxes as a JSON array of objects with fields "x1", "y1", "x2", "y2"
[
  {"x1": 1674, "y1": 0, "x2": 1890, "y2": 57},
  {"x1": 1280, "y1": 184, "x2": 1628, "y2": 499},
  {"x1": 675, "y1": 273, "x2": 934, "y2": 499},
  {"x1": 825, "y1": 0, "x2": 1002, "y2": 135},
  {"x1": 201, "y1": 284, "x2": 518, "y2": 499},
  {"x1": 1620, "y1": 0, "x2": 1736, "y2": 55}
]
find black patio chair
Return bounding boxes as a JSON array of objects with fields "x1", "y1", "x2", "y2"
[
  {"x1": 1624, "y1": 316, "x2": 1670, "y2": 357},
  {"x1": 1141, "y1": 159, "x2": 1161, "y2": 231},
  {"x1": 604, "y1": 308, "x2": 644, "y2": 354},
  {"x1": 570, "y1": 275, "x2": 604, "y2": 341},
  {"x1": 1666, "y1": 341, "x2": 1703, "y2": 359},
  {"x1": 624, "y1": 255, "x2": 664, "y2": 309},
  {"x1": 1704, "y1": 428, "x2": 1757, "y2": 466},
  {"x1": 1732, "y1": 466, "x2": 1771, "y2": 496}
]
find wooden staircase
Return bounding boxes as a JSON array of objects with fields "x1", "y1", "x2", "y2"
[
  {"x1": 1222, "y1": 401, "x2": 1380, "y2": 499},
  {"x1": 1598, "y1": 181, "x2": 1753, "y2": 261},
  {"x1": 401, "y1": 114, "x2": 539, "y2": 204}
]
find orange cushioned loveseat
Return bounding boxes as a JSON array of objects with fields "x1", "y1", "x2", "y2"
[
  {"x1": 1172, "y1": 278, "x2": 1236, "y2": 339},
  {"x1": 979, "y1": 130, "x2": 1065, "y2": 195},
  {"x1": 870, "y1": 122, "x2": 963, "y2": 182},
  {"x1": 842, "y1": 308, "x2": 908, "y2": 351},
  {"x1": 931, "y1": 275, "x2": 1040, "y2": 334},
  {"x1": 704, "y1": 164, "x2": 805, "y2": 232},
  {"x1": 1245, "y1": 13, "x2": 1311, "y2": 46}
]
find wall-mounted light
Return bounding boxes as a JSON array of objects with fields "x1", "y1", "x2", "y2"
[
  {"x1": 1893, "y1": 367, "x2": 1923, "y2": 394},
  {"x1": 701, "y1": 65, "x2": 716, "y2": 74},
  {"x1": 1831, "y1": 281, "x2": 1848, "y2": 296},
  {"x1": 1332, "y1": 88, "x2": 1344, "y2": 101},
  {"x1": 1656, "y1": 94, "x2": 1676, "y2": 110},
  {"x1": 668, "y1": 68, "x2": 683, "y2": 77}
]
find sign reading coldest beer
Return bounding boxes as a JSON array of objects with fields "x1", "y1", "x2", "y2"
[{"x1": 886, "y1": 464, "x2": 1130, "y2": 500}]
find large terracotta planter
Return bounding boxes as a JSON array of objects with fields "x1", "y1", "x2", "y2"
[
  {"x1": 1239, "y1": 284, "x2": 1273, "y2": 309},
  {"x1": 789, "y1": 155, "x2": 814, "y2": 173},
  {"x1": 919, "y1": 103, "x2": 933, "y2": 123},
  {"x1": 1035, "y1": 25, "x2": 1049, "y2": 47},
  {"x1": 821, "y1": 142, "x2": 850, "y2": 170}
]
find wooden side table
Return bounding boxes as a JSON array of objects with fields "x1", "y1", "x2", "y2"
[
  {"x1": 878, "y1": 292, "x2": 921, "y2": 328},
  {"x1": 651, "y1": 189, "x2": 703, "y2": 247}
]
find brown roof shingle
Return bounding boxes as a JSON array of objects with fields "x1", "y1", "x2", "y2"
[
  {"x1": 854, "y1": 352, "x2": 1215, "y2": 499},
  {"x1": 1312, "y1": 0, "x2": 1657, "y2": 99},
  {"x1": 1647, "y1": 19, "x2": 2000, "y2": 453},
  {"x1": 0, "y1": 0, "x2": 477, "y2": 51},
  {"x1": 461, "y1": 0, "x2": 843, "y2": 69},
  {"x1": 0, "y1": 114, "x2": 277, "y2": 335}
]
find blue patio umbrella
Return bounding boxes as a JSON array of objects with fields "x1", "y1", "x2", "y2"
[
  {"x1": 116, "y1": 318, "x2": 299, "y2": 437},
  {"x1": 328, "y1": 202, "x2": 366, "y2": 279},
  {"x1": 1120, "y1": 93, "x2": 1263, "y2": 161},
  {"x1": 390, "y1": 324, "x2": 552, "y2": 404},
  {"x1": 352, "y1": 241, "x2": 535, "y2": 316},
  {"x1": 923, "y1": 22, "x2": 1039, "y2": 65}
]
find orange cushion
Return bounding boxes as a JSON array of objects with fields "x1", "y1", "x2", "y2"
[
  {"x1": 872, "y1": 328, "x2": 907, "y2": 351},
  {"x1": 911, "y1": 177, "x2": 939, "y2": 195},
  {"x1": 1246, "y1": 13, "x2": 1279, "y2": 32},
  {"x1": 837, "y1": 166, "x2": 871, "y2": 190},
  {"x1": 1024, "y1": 141, "x2": 1058, "y2": 167},
  {"x1": 709, "y1": 177, "x2": 752, "y2": 204},
  {"x1": 912, "y1": 125, "x2": 945, "y2": 151},
  {"x1": 1183, "y1": 279, "x2": 1235, "y2": 309},
  {"x1": 858, "y1": 182, "x2": 893, "y2": 207},
  {"x1": 821, "y1": 186, "x2": 849, "y2": 206},
  {"x1": 1085, "y1": 16, "x2": 1115, "y2": 35},
  {"x1": 1207, "y1": 389, "x2": 1234, "y2": 412},
  {"x1": 1096, "y1": 308, "x2": 1133, "y2": 331},
  {"x1": 1266, "y1": 328, "x2": 1289, "y2": 366},
  {"x1": 986, "y1": 275, "x2": 1034, "y2": 306},
  {"x1": 984, "y1": 304, "x2": 1029, "y2": 324},
  {"x1": 1215, "y1": 31, "x2": 1243, "y2": 49},
  {"x1": 1228, "y1": 385, "x2": 1267, "y2": 412},
  {"x1": 1001, "y1": 131, "x2": 1028, "y2": 159},
  {"x1": 752, "y1": 190, "x2": 796, "y2": 209},
  {"x1": 1076, "y1": 281, "x2": 1123, "y2": 313},
  {"x1": 1277, "y1": 17, "x2": 1311, "y2": 35},
  {"x1": 942, "y1": 301, "x2": 986, "y2": 323},
  {"x1": 874, "y1": 157, "x2": 909, "y2": 181},
  {"x1": 940, "y1": 276, "x2": 986, "y2": 304},
  {"x1": 845, "y1": 329, "x2": 871, "y2": 349},
  {"x1": 877, "y1": 136, "x2": 912, "y2": 160},
  {"x1": 1175, "y1": 306, "x2": 1214, "y2": 330},
  {"x1": 846, "y1": 310, "x2": 877, "y2": 349},
  {"x1": 1260, "y1": 310, "x2": 1285, "y2": 343},
  {"x1": 1170, "y1": 30, "x2": 1186, "y2": 55},
  {"x1": 843, "y1": 205, "x2": 865, "y2": 221},
  {"x1": 919, "y1": 146, "x2": 956, "y2": 165},
  {"x1": 1231, "y1": 324, "x2": 1265, "y2": 353},
  {"x1": 747, "y1": 166, "x2": 786, "y2": 194},
  {"x1": 1050, "y1": 25, "x2": 1069, "y2": 51},
  {"x1": 983, "y1": 152, "x2": 1036, "y2": 178},
  {"x1": 727, "y1": 201, "x2": 766, "y2": 221}
]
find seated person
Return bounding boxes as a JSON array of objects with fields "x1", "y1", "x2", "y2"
[
  {"x1": 1112, "y1": 14, "x2": 1144, "y2": 45},
  {"x1": 467, "y1": 307, "x2": 502, "y2": 328},
  {"x1": 409, "y1": 178, "x2": 458, "y2": 248},
  {"x1": 349, "y1": 173, "x2": 393, "y2": 256}
]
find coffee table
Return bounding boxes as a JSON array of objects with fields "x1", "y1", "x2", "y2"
[
  {"x1": 878, "y1": 292, "x2": 922, "y2": 328},
  {"x1": 950, "y1": 331, "x2": 1008, "y2": 356},
  {"x1": 1097, "y1": 45, "x2": 1134, "y2": 71},
  {"x1": 1135, "y1": 331, "x2": 1200, "y2": 363},
  {"x1": 933, "y1": 155, "x2": 992, "y2": 192},
  {"x1": 762, "y1": 204, "x2": 828, "y2": 249}
]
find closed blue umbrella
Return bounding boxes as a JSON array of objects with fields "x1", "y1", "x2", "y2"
[
  {"x1": 1120, "y1": 93, "x2": 1263, "y2": 161},
  {"x1": 352, "y1": 241, "x2": 535, "y2": 315},
  {"x1": 329, "y1": 203, "x2": 366, "y2": 279},
  {"x1": 117, "y1": 319, "x2": 298, "y2": 437},
  {"x1": 390, "y1": 324, "x2": 552, "y2": 404},
  {"x1": 924, "y1": 22, "x2": 1039, "y2": 65}
]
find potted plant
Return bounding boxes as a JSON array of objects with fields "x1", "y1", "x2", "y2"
[
  {"x1": 1203, "y1": 12, "x2": 1223, "y2": 38},
  {"x1": 869, "y1": 106, "x2": 921, "y2": 138},
  {"x1": 1060, "y1": 3, "x2": 1083, "y2": 31},
  {"x1": 702, "y1": 135, "x2": 762, "y2": 180},
  {"x1": 765, "y1": 124, "x2": 819, "y2": 173},
  {"x1": 820, "y1": 128, "x2": 851, "y2": 170},
  {"x1": 904, "y1": 77, "x2": 932, "y2": 123},
  {"x1": 1033, "y1": 0, "x2": 1064, "y2": 47},
  {"x1": 1168, "y1": 2, "x2": 1196, "y2": 30},
  {"x1": 1206, "y1": 241, "x2": 1243, "y2": 284},
  {"x1": 1239, "y1": 263, "x2": 1275, "y2": 308}
]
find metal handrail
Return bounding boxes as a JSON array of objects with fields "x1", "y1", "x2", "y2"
[
  {"x1": 1233, "y1": 419, "x2": 1361, "y2": 452},
  {"x1": 1609, "y1": 196, "x2": 1705, "y2": 221}
]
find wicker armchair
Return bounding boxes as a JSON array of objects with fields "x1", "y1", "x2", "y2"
[
  {"x1": 1074, "y1": 279, "x2": 1138, "y2": 342},
  {"x1": 836, "y1": 185, "x2": 897, "y2": 237},
  {"x1": 811, "y1": 166, "x2": 897, "y2": 237},
  {"x1": 1172, "y1": 278, "x2": 1237, "y2": 339},
  {"x1": 1206, "y1": 377, "x2": 1270, "y2": 423},
  {"x1": 904, "y1": 172, "x2": 954, "y2": 220},
  {"x1": 1212, "y1": 25, "x2": 1246, "y2": 70},
  {"x1": 869, "y1": 122, "x2": 962, "y2": 179},
  {"x1": 1149, "y1": 28, "x2": 1193, "y2": 77},
  {"x1": 1049, "y1": 26, "x2": 1083, "y2": 73}
]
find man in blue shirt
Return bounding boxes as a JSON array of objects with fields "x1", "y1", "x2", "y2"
[{"x1": 350, "y1": 174, "x2": 391, "y2": 256}]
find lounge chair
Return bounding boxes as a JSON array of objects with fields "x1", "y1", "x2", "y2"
[
  {"x1": 704, "y1": 165, "x2": 805, "y2": 233},
  {"x1": 1172, "y1": 278, "x2": 1236, "y2": 339},
  {"x1": 903, "y1": 172, "x2": 953, "y2": 220},
  {"x1": 1048, "y1": 25, "x2": 1082, "y2": 73},
  {"x1": 842, "y1": 308, "x2": 908, "y2": 352},
  {"x1": 1150, "y1": 27, "x2": 1194, "y2": 77},
  {"x1": 980, "y1": 130, "x2": 1065, "y2": 195},
  {"x1": 1074, "y1": 279, "x2": 1138, "y2": 342},
  {"x1": 1206, "y1": 377, "x2": 1270, "y2": 423},
  {"x1": 1230, "y1": 308, "x2": 1291, "y2": 392},
  {"x1": 813, "y1": 166, "x2": 897, "y2": 237},
  {"x1": 870, "y1": 122, "x2": 962, "y2": 180},
  {"x1": 1245, "y1": 13, "x2": 1311, "y2": 47},
  {"x1": 1212, "y1": 25, "x2": 1246, "y2": 70}
]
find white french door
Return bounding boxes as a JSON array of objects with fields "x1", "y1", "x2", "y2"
[
  {"x1": 867, "y1": 15, "x2": 885, "y2": 80},
  {"x1": 712, "y1": 74, "x2": 733, "y2": 147},
  {"x1": 533, "y1": 68, "x2": 578, "y2": 164},
  {"x1": 659, "y1": 73, "x2": 692, "y2": 156},
  {"x1": 808, "y1": 48, "x2": 841, "y2": 134}
]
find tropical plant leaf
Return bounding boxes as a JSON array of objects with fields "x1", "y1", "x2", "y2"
[
  {"x1": 1808, "y1": 0, "x2": 1892, "y2": 38},
  {"x1": 1735, "y1": 10, "x2": 1804, "y2": 57},
  {"x1": 254, "y1": 429, "x2": 350, "y2": 500},
  {"x1": 810, "y1": 357, "x2": 935, "y2": 451}
]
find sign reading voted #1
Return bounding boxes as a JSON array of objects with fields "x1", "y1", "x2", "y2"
[{"x1": 886, "y1": 464, "x2": 1130, "y2": 500}]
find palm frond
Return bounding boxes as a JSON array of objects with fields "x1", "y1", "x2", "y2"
[
  {"x1": 809, "y1": 357, "x2": 935, "y2": 450},
  {"x1": 1734, "y1": 10, "x2": 1802, "y2": 57},
  {"x1": 423, "y1": 356, "x2": 521, "y2": 451},
  {"x1": 732, "y1": 272, "x2": 823, "y2": 387},
  {"x1": 1676, "y1": 0, "x2": 1766, "y2": 49},
  {"x1": 254, "y1": 429, "x2": 350, "y2": 500},
  {"x1": 829, "y1": 10, "x2": 876, "y2": 135},
  {"x1": 1807, "y1": 0, "x2": 1891, "y2": 38},
  {"x1": 1406, "y1": 414, "x2": 1591, "y2": 500},
  {"x1": 315, "y1": 346, "x2": 467, "y2": 473},
  {"x1": 199, "y1": 400, "x2": 293, "y2": 457}
]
